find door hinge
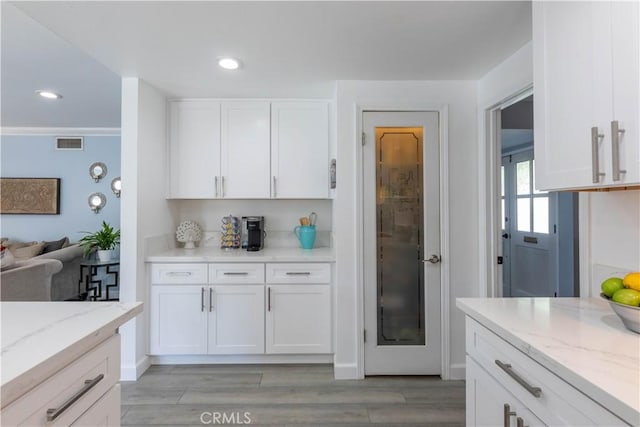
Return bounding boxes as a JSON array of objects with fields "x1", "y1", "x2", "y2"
[
  {"x1": 363, "y1": 329, "x2": 367, "y2": 343},
  {"x1": 553, "y1": 224, "x2": 557, "y2": 234},
  {"x1": 362, "y1": 132, "x2": 366, "y2": 146},
  {"x1": 497, "y1": 256, "x2": 504, "y2": 265}
]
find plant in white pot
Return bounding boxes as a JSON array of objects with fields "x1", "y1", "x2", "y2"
[{"x1": 79, "y1": 221, "x2": 121, "y2": 262}]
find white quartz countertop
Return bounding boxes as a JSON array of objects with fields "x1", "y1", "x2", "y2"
[
  {"x1": 1, "y1": 301, "x2": 143, "y2": 408},
  {"x1": 456, "y1": 297, "x2": 640, "y2": 425},
  {"x1": 146, "y1": 246, "x2": 335, "y2": 263}
]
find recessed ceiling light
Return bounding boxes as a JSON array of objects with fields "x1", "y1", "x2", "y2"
[
  {"x1": 217, "y1": 57, "x2": 241, "y2": 70},
  {"x1": 36, "y1": 90, "x2": 62, "y2": 99}
]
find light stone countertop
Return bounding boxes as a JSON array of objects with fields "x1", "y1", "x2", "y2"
[
  {"x1": 146, "y1": 246, "x2": 335, "y2": 263},
  {"x1": 1, "y1": 301, "x2": 143, "y2": 408},
  {"x1": 456, "y1": 297, "x2": 640, "y2": 426}
]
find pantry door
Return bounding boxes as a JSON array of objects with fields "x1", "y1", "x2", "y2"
[{"x1": 362, "y1": 111, "x2": 441, "y2": 375}]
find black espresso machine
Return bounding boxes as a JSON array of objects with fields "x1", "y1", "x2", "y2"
[{"x1": 242, "y1": 216, "x2": 265, "y2": 251}]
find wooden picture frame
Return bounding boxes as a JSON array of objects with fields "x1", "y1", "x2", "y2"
[{"x1": 0, "y1": 178, "x2": 61, "y2": 214}]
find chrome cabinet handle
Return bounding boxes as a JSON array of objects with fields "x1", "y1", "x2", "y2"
[
  {"x1": 268, "y1": 287, "x2": 271, "y2": 311},
  {"x1": 503, "y1": 404, "x2": 516, "y2": 427},
  {"x1": 611, "y1": 120, "x2": 627, "y2": 181},
  {"x1": 215, "y1": 176, "x2": 219, "y2": 198},
  {"x1": 201, "y1": 287, "x2": 205, "y2": 312},
  {"x1": 223, "y1": 272, "x2": 249, "y2": 276},
  {"x1": 517, "y1": 417, "x2": 529, "y2": 427},
  {"x1": 423, "y1": 255, "x2": 441, "y2": 264},
  {"x1": 273, "y1": 176, "x2": 277, "y2": 197},
  {"x1": 591, "y1": 127, "x2": 605, "y2": 183},
  {"x1": 209, "y1": 288, "x2": 213, "y2": 312},
  {"x1": 221, "y1": 176, "x2": 225, "y2": 197},
  {"x1": 46, "y1": 374, "x2": 104, "y2": 421},
  {"x1": 167, "y1": 271, "x2": 192, "y2": 277},
  {"x1": 496, "y1": 360, "x2": 542, "y2": 397},
  {"x1": 285, "y1": 272, "x2": 311, "y2": 276}
]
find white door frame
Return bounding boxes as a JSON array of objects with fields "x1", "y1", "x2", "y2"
[
  {"x1": 481, "y1": 87, "x2": 591, "y2": 299},
  {"x1": 355, "y1": 103, "x2": 450, "y2": 379}
]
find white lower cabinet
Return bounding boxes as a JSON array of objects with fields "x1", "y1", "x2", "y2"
[
  {"x1": 465, "y1": 317, "x2": 626, "y2": 426},
  {"x1": 266, "y1": 284, "x2": 331, "y2": 354}
]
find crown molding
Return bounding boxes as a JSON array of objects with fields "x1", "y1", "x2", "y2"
[{"x1": 0, "y1": 127, "x2": 121, "y2": 136}]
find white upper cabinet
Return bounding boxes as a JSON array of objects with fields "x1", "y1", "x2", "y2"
[
  {"x1": 533, "y1": 1, "x2": 639, "y2": 191},
  {"x1": 168, "y1": 101, "x2": 221, "y2": 198},
  {"x1": 271, "y1": 102, "x2": 330, "y2": 198},
  {"x1": 221, "y1": 102, "x2": 271, "y2": 198}
]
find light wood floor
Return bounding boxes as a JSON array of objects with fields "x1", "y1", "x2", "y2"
[{"x1": 121, "y1": 364, "x2": 465, "y2": 426}]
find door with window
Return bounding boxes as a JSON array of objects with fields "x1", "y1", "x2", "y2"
[{"x1": 502, "y1": 150, "x2": 558, "y2": 297}]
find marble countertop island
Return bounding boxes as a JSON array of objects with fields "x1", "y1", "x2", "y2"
[
  {"x1": 457, "y1": 297, "x2": 640, "y2": 426},
  {"x1": 1, "y1": 301, "x2": 143, "y2": 408},
  {"x1": 146, "y1": 246, "x2": 335, "y2": 263}
]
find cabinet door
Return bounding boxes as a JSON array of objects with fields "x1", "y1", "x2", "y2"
[
  {"x1": 221, "y1": 102, "x2": 271, "y2": 198},
  {"x1": 208, "y1": 285, "x2": 265, "y2": 354},
  {"x1": 169, "y1": 101, "x2": 221, "y2": 198},
  {"x1": 533, "y1": 2, "x2": 600, "y2": 190},
  {"x1": 467, "y1": 357, "x2": 545, "y2": 427},
  {"x1": 610, "y1": 1, "x2": 640, "y2": 185},
  {"x1": 70, "y1": 385, "x2": 120, "y2": 427},
  {"x1": 266, "y1": 284, "x2": 331, "y2": 354},
  {"x1": 271, "y1": 102, "x2": 329, "y2": 198},
  {"x1": 150, "y1": 285, "x2": 208, "y2": 354}
]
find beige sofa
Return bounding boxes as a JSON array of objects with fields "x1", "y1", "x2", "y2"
[{"x1": 1, "y1": 259, "x2": 63, "y2": 301}]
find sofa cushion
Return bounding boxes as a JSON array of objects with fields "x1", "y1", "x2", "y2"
[
  {"x1": 1, "y1": 246, "x2": 16, "y2": 270},
  {"x1": 42, "y1": 237, "x2": 69, "y2": 254},
  {"x1": 12, "y1": 242, "x2": 45, "y2": 260}
]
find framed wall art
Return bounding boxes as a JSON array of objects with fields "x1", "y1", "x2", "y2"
[{"x1": 0, "y1": 178, "x2": 61, "y2": 214}]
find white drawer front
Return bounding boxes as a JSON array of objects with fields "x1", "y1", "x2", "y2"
[
  {"x1": 466, "y1": 318, "x2": 626, "y2": 427},
  {"x1": 209, "y1": 263, "x2": 265, "y2": 284},
  {"x1": 2, "y1": 334, "x2": 120, "y2": 427},
  {"x1": 71, "y1": 384, "x2": 120, "y2": 426},
  {"x1": 152, "y1": 263, "x2": 208, "y2": 284},
  {"x1": 266, "y1": 263, "x2": 331, "y2": 284}
]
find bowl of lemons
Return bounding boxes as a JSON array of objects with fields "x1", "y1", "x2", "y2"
[{"x1": 600, "y1": 273, "x2": 640, "y2": 334}]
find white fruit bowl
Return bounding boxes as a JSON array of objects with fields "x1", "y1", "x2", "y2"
[{"x1": 600, "y1": 293, "x2": 640, "y2": 334}]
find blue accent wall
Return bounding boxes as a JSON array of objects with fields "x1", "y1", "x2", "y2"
[{"x1": 1, "y1": 134, "x2": 120, "y2": 242}]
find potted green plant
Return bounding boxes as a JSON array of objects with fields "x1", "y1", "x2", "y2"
[{"x1": 79, "y1": 221, "x2": 121, "y2": 262}]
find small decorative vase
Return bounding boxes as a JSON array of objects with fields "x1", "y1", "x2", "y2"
[
  {"x1": 176, "y1": 220, "x2": 203, "y2": 249},
  {"x1": 97, "y1": 249, "x2": 113, "y2": 262}
]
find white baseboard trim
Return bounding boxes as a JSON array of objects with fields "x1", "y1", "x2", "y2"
[
  {"x1": 333, "y1": 363, "x2": 359, "y2": 380},
  {"x1": 449, "y1": 362, "x2": 466, "y2": 380},
  {"x1": 121, "y1": 356, "x2": 151, "y2": 381},
  {"x1": 150, "y1": 354, "x2": 333, "y2": 365},
  {"x1": 0, "y1": 127, "x2": 121, "y2": 136}
]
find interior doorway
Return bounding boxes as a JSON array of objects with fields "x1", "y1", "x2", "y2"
[
  {"x1": 362, "y1": 111, "x2": 441, "y2": 375},
  {"x1": 498, "y1": 95, "x2": 580, "y2": 297}
]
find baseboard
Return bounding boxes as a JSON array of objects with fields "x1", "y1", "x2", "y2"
[
  {"x1": 333, "y1": 362, "x2": 359, "y2": 380},
  {"x1": 0, "y1": 127, "x2": 121, "y2": 136},
  {"x1": 150, "y1": 354, "x2": 333, "y2": 365},
  {"x1": 449, "y1": 362, "x2": 466, "y2": 380},
  {"x1": 120, "y1": 356, "x2": 151, "y2": 381}
]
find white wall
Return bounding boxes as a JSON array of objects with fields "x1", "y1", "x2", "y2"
[
  {"x1": 120, "y1": 78, "x2": 176, "y2": 380},
  {"x1": 334, "y1": 80, "x2": 478, "y2": 379}
]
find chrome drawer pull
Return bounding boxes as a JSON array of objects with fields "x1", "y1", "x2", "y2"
[
  {"x1": 611, "y1": 120, "x2": 627, "y2": 181},
  {"x1": 167, "y1": 271, "x2": 192, "y2": 277},
  {"x1": 209, "y1": 288, "x2": 213, "y2": 312},
  {"x1": 201, "y1": 287, "x2": 205, "y2": 312},
  {"x1": 46, "y1": 374, "x2": 104, "y2": 421},
  {"x1": 591, "y1": 126, "x2": 605, "y2": 183},
  {"x1": 503, "y1": 403, "x2": 516, "y2": 427},
  {"x1": 285, "y1": 272, "x2": 311, "y2": 276},
  {"x1": 495, "y1": 360, "x2": 542, "y2": 397},
  {"x1": 223, "y1": 272, "x2": 249, "y2": 276}
]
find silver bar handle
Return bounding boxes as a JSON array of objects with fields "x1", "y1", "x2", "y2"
[
  {"x1": 215, "y1": 176, "x2": 219, "y2": 198},
  {"x1": 591, "y1": 127, "x2": 605, "y2": 183},
  {"x1": 285, "y1": 272, "x2": 311, "y2": 276},
  {"x1": 496, "y1": 360, "x2": 542, "y2": 397},
  {"x1": 209, "y1": 288, "x2": 213, "y2": 312},
  {"x1": 273, "y1": 176, "x2": 277, "y2": 197},
  {"x1": 268, "y1": 287, "x2": 271, "y2": 311},
  {"x1": 517, "y1": 417, "x2": 528, "y2": 427},
  {"x1": 611, "y1": 120, "x2": 626, "y2": 181},
  {"x1": 223, "y1": 272, "x2": 249, "y2": 276},
  {"x1": 47, "y1": 374, "x2": 104, "y2": 421},
  {"x1": 201, "y1": 287, "x2": 205, "y2": 312},
  {"x1": 167, "y1": 271, "x2": 192, "y2": 277},
  {"x1": 221, "y1": 176, "x2": 225, "y2": 198},
  {"x1": 503, "y1": 404, "x2": 516, "y2": 427}
]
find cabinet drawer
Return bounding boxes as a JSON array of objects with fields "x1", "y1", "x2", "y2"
[
  {"x1": 266, "y1": 263, "x2": 331, "y2": 284},
  {"x1": 2, "y1": 334, "x2": 120, "y2": 426},
  {"x1": 151, "y1": 263, "x2": 208, "y2": 284},
  {"x1": 71, "y1": 384, "x2": 120, "y2": 426},
  {"x1": 209, "y1": 263, "x2": 265, "y2": 284},
  {"x1": 466, "y1": 318, "x2": 626, "y2": 426}
]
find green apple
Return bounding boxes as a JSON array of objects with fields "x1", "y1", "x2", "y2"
[
  {"x1": 601, "y1": 277, "x2": 625, "y2": 298},
  {"x1": 612, "y1": 288, "x2": 640, "y2": 307}
]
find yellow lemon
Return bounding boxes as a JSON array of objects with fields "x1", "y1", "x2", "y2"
[{"x1": 622, "y1": 272, "x2": 640, "y2": 291}]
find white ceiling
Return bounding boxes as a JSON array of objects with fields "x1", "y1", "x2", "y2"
[{"x1": 4, "y1": 1, "x2": 532, "y2": 127}]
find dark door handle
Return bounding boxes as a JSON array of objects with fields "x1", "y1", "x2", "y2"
[{"x1": 502, "y1": 233, "x2": 509, "y2": 239}]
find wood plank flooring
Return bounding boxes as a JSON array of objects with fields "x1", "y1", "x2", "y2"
[{"x1": 121, "y1": 364, "x2": 465, "y2": 426}]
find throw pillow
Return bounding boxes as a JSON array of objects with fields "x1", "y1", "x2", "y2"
[
  {"x1": 42, "y1": 237, "x2": 69, "y2": 254},
  {"x1": 12, "y1": 242, "x2": 45, "y2": 260},
  {"x1": 0, "y1": 245, "x2": 16, "y2": 270}
]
